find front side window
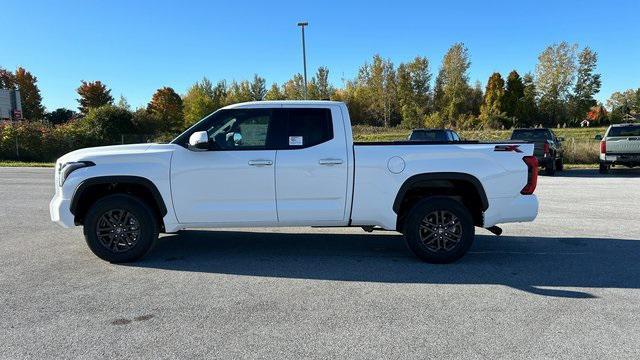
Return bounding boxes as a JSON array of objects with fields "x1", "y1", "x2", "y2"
[
  {"x1": 172, "y1": 108, "x2": 276, "y2": 150},
  {"x1": 207, "y1": 111, "x2": 271, "y2": 149}
]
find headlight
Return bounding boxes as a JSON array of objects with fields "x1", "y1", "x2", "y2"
[{"x1": 58, "y1": 161, "x2": 95, "y2": 187}]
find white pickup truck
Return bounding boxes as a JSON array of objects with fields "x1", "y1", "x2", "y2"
[{"x1": 50, "y1": 101, "x2": 539, "y2": 263}]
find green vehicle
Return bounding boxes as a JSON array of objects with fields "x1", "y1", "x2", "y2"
[{"x1": 596, "y1": 123, "x2": 640, "y2": 174}]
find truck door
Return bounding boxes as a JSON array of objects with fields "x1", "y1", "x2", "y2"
[
  {"x1": 275, "y1": 106, "x2": 350, "y2": 224},
  {"x1": 171, "y1": 108, "x2": 281, "y2": 224}
]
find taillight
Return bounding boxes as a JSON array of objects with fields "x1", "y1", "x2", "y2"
[
  {"x1": 543, "y1": 142, "x2": 550, "y2": 156},
  {"x1": 600, "y1": 140, "x2": 606, "y2": 154},
  {"x1": 521, "y1": 156, "x2": 538, "y2": 195}
]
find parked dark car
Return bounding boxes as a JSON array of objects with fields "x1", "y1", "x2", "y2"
[
  {"x1": 510, "y1": 128, "x2": 564, "y2": 175},
  {"x1": 408, "y1": 129, "x2": 461, "y2": 142}
]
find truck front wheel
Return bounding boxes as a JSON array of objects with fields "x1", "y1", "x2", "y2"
[
  {"x1": 404, "y1": 197, "x2": 475, "y2": 264},
  {"x1": 83, "y1": 194, "x2": 158, "y2": 263}
]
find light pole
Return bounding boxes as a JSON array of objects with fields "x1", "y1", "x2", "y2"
[{"x1": 297, "y1": 21, "x2": 308, "y2": 99}]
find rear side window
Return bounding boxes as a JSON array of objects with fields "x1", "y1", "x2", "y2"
[
  {"x1": 608, "y1": 126, "x2": 640, "y2": 137},
  {"x1": 285, "y1": 108, "x2": 333, "y2": 149}
]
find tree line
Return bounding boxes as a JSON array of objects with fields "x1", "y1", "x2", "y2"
[{"x1": 1, "y1": 41, "x2": 639, "y2": 142}]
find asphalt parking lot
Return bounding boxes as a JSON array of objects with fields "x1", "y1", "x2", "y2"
[{"x1": 1, "y1": 167, "x2": 640, "y2": 359}]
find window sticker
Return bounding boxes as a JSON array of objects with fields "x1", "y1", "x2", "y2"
[{"x1": 289, "y1": 136, "x2": 303, "y2": 146}]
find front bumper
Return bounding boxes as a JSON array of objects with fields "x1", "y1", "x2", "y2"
[{"x1": 50, "y1": 193, "x2": 75, "y2": 228}]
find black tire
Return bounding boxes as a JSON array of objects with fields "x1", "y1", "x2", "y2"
[
  {"x1": 83, "y1": 194, "x2": 158, "y2": 263},
  {"x1": 545, "y1": 160, "x2": 556, "y2": 176},
  {"x1": 599, "y1": 162, "x2": 610, "y2": 174},
  {"x1": 404, "y1": 196, "x2": 475, "y2": 264},
  {"x1": 556, "y1": 158, "x2": 564, "y2": 172}
]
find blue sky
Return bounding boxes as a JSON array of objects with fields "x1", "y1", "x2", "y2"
[{"x1": 2, "y1": 0, "x2": 639, "y2": 111}]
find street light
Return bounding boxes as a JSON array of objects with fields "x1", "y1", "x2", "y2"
[{"x1": 297, "y1": 21, "x2": 308, "y2": 99}]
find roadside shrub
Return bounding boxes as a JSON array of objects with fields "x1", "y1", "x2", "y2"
[{"x1": 563, "y1": 138, "x2": 599, "y2": 164}]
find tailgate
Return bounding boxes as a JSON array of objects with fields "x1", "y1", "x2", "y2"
[{"x1": 606, "y1": 137, "x2": 640, "y2": 154}]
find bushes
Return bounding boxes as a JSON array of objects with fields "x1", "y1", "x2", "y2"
[
  {"x1": 0, "y1": 120, "x2": 99, "y2": 162},
  {"x1": 0, "y1": 104, "x2": 183, "y2": 162},
  {"x1": 563, "y1": 139, "x2": 599, "y2": 164}
]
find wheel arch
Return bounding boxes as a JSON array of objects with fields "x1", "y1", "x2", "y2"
[
  {"x1": 393, "y1": 172, "x2": 489, "y2": 231},
  {"x1": 70, "y1": 176, "x2": 168, "y2": 229}
]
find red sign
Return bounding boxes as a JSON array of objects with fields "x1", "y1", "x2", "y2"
[{"x1": 13, "y1": 110, "x2": 22, "y2": 120}]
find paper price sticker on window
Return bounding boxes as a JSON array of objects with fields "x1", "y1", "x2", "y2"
[{"x1": 289, "y1": 136, "x2": 303, "y2": 146}]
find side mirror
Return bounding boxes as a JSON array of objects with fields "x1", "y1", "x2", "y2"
[
  {"x1": 557, "y1": 137, "x2": 565, "y2": 142},
  {"x1": 188, "y1": 131, "x2": 209, "y2": 151},
  {"x1": 594, "y1": 134, "x2": 603, "y2": 141}
]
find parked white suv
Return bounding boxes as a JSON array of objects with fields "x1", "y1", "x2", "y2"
[{"x1": 50, "y1": 101, "x2": 538, "y2": 263}]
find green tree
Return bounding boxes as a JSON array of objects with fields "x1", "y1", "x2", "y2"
[
  {"x1": 264, "y1": 83, "x2": 285, "y2": 100},
  {"x1": 356, "y1": 55, "x2": 398, "y2": 127},
  {"x1": 283, "y1": 74, "x2": 306, "y2": 100},
  {"x1": 480, "y1": 72, "x2": 507, "y2": 128},
  {"x1": 14, "y1": 67, "x2": 45, "y2": 120},
  {"x1": 249, "y1": 74, "x2": 267, "y2": 101},
  {"x1": 312, "y1": 66, "x2": 334, "y2": 99},
  {"x1": 398, "y1": 56, "x2": 431, "y2": 128},
  {"x1": 182, "y1": 78, "x2": 227, "y2": 126},
  {"x1": 227, "y1": 80, "x2": 253, "y2": 103},
  {"x1": 607, "y1": 88, "x2": 640, "y2": 123},
  {"x1": 568, "y1": 47, "x2": 601, "y2": 122},
  {"x1": 77, "y1": 80, "x2": 114, "y2": 114},
  {"x1": 147, "y1": 87, "x2": 184, "y2": 133},
  {"x1": 45, "y1": 108, "x2": 75, "y2": 125},
  {"x1": 517, "y1": 73, "x2": 538, "y2": 127},
  {"x1": 116, "y1": 95, "x2": 131, "y2": 110},
  {"x1": 535, "y1": 42, "x2": 577, "y2": 126},
  {"x1": 433, "y1": 43, "x2": 472, "y2": 121},
  {"x1": 466, "y1": 81, "x2": 484, "y2": 117},
  {"x1": 503, "y1": 70, "x2": 525, "y2": 118},
  {"x1": 78, "y1": 105, "x2": 134, "y2": 144}
]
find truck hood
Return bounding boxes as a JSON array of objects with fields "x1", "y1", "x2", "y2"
[{"x1": 57, "y1": 143, "x2": 176, "y2": 164}]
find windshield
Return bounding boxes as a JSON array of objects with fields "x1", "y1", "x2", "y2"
[
  {"x1": 608, "y1": 125, "x2": 640, "y2": 137},
  {"x1": 511, "y1": 130, "x2": 550, "y2": 141},
  {"x1": 409, "y1": 130, "x2": 448, "y2": 141}
]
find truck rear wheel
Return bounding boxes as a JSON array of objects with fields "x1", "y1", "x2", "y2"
[
  {"x1": 83, "y1": 194, "x2": 158, "y2": 263},
  {"x1": 403, "y1": 197, "x2": 475, "y2": 264}
]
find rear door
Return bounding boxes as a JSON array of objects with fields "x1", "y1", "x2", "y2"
[{"x1": 275, "y1": 106, "x2": 350, "y2": 224}]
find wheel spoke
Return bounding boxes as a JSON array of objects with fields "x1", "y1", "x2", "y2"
[
  {"x1": 418, "y1": 209, "x2": 463, "y2": 253},
  {"x1": 96, "y1": 208, "x2": 141, "y2": 253}
]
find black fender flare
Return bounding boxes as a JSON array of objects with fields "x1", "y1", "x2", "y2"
[
  {"x1": 69, "y1": 176, "x2": 168, "y2": 216},
  {"x1": 392, "y1": 172, "x2": 489, "y2": 213}
]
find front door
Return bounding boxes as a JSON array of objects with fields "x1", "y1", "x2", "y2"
[{"x1": 171, "y1": 108, "x2": 280, "y2": 225}]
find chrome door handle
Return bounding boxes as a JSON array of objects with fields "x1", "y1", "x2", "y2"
[
  {"x1": 248, "y1": 159, "x2": 273, "y2": 166},
  {"x1": 319, "y1": 158, "x2": 344, "y2": 165}
]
